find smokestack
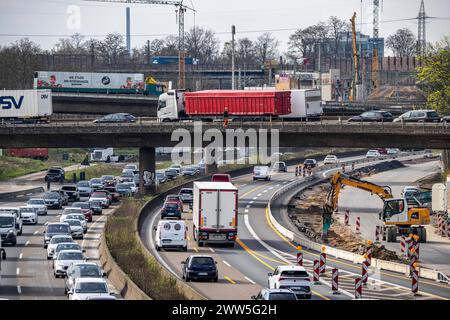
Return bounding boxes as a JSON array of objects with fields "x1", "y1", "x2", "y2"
[{"x1": 126, "y1": 7, "x2": 131, "y2": 56}]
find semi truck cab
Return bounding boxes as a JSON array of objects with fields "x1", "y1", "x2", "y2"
[{"x1": 157, "y1": 90, "x2": 186, "y2": 121}]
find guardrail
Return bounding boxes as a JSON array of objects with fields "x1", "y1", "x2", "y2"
[
  {"x1": 267, "y1": 153, "x2": 450, "y2": 284},
  {"x1": 0, "y1": 186, "x2": 44, "y2": 200}
]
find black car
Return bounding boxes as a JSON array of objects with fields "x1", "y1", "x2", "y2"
[
  {"x1": 394, "y1": 110, "x2": 441, "y2": 123},
  {"x1": 45, "y1": 168, "x2": 65, "y2": 182},
  {"x1": 60, "y1": 185, "x2": 80, "y2": 202},
  {"x1": 89, "y1": 201, "x2": 103, "y2": 215},
  {"x1": 51, "y1": 190, "x2": 69, "y2": 205},
  {"x1": 165, "y1": 169, "x2": 178, "y2": 181},
  {"x1": 348, "y1": 111, "x2": 394, "y2": 122},
  {"x1": 93, "y1": 113, "x2": 136, "y2": 124},
  {"x1": 303, "y1": 159, "x2": 317, "y2": 169},
  {"x1": 182, "y1": 255, "x2": 218, "y2": 282},
  {"x1": 43, "y1": 191, "x2": 63, "y2": 209},
  {"x1": 161, "y1": 201, "x2": 182, "y2": 220}
]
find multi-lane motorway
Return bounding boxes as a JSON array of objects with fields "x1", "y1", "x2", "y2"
[{"x1": 141, "y1": 154, "x2": 450, "y2": 300}]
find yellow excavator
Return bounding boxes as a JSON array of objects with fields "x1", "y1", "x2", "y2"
[{"x1": 323, "y1": 171, "x2": 430, "y2": 243}]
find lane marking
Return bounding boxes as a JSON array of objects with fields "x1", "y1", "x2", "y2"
[
  {"x1": 33, "y1": 230, "x2": 39, "y2": 235},
  {"x1": 17, "y1": 286, "x2": 21, "y2": 294},
  {"x1": 224, "y1": 276, "x2": 236, "y2": 284},
  {"x1": 246, "y1": 205, "x2": 251, "y2": 208},
  {"x1": 19, "y1": 253, "x2": 23, "y2": 260},
  {"x1": 244, "y1": 209, "x2": 249, "y2": 213},
  {"x1": 252, "y1": 197, "x2": 257, "y2": 200},
  {"x1": 269, "y1": 187, "x2": 274, "y2": 190},
  {"x1": 257, "y1": 193, "x2": 262, "y2": 197},
  {"x1": 249, "y1": 201, "x2": 254, "y2": 204},
  {"x1": 208, "y1": 247, "x2": 215, "y2": 253},
  {"x1": 263, "y1": 190, "x2": 268, "y2": 193},
  {"x1": 245, "y1": 276, "x2": 256, "y2": 285},
  {"x1": 275, "y1": 184, "x2": 280, "y2": 187},
  {"x1": 25, "y1": 241, "x2": 30, "y2": 247},
  {"x1": 16, "y1": 268, "x2": 20, "y2": 275},
  {"x1": 222, "y1": 260, "x2": 231, "y2": 267},
  {"x1": 193, "y1": 247, "x2": 199, "y2": 253}
]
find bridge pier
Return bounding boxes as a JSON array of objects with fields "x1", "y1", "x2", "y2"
[
  {"x1": 139, "y1": 147, "x2": 155, "y2": 195},
  {"x1": 204, "y1": 147, "x2": 218, "y2": 175}
]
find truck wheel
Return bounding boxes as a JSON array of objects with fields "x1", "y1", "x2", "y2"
[
  {"x1": 18, "y1": 226, "x2": 23, "y2": 236},
  {"x1": 227, "y1": 242, "x2": 235, "y2": 248},
  {"x1": 197, "y1": 241, "x2": 204, "y2": 247},
  {"x1": 418, "y1": 228, "x2": 427, "y2": 243}
]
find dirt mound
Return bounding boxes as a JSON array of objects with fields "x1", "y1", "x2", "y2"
[
  {"x1": 368, "y1": 86, "x2": 426, "y2": 102},
  {"x1": 355, "y1": 160, "x2": 405, "y2": 177}
]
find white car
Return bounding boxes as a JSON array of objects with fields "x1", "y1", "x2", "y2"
[
  {"x1": 60, "y1": 207, "x2": 84, "y2": 223},
  {"x1": 65, "y1": 262, "x2": 106, "y2": 295},
  {"x1": 169, "y1": 164, "x2": 183, "y2": 174},
  {"x1": 47, "y1": 235, "x2": 74, "y2": 260},
  {"x1": 423, "y1": 149, "x2": 433, "y2": 158},
  {"x1": 365, "y1": 150, "x2": 381, "y2": 158},
  {"x1": 66, "y1": 213, "x2": 88, "y2": 233},
  {"x1": 323, "y1": 155, "x2": 339, "y2": 165},
  {"x1": 154, "y1": 220, "x2": 187, "y2": 251},
  {"x1": 268, "y1": 265, "x2": 312, "y2": 299},
  {"x1": 402, "y1": 186, "x2": 420, "y2": 196},
  {"x1": 387, "y1": 148, "x2": 399, "y2": 155},
  {"x1": 19, "y1": 206, "x2": 38, "y2": 225},
  {"x1": 26, "y1": 198, "x2": 48, "y2": 215},
  {"x1": 123, "y1": 181, "x2": 138, "y2": 194},
  {"x1": 89, "y1": 192, "x2": 109, "y2": 208},
  {"x1": 124, "y1": 164, "x2": 138, "y2": 172},
  {"x1": 68, "y1": 277, "x2": 112, "y2": 300},
  {"x1": 253, "y1": 166, "x2": 271, "y2": 181},
  {"x1": 53, "y1": 250, "x2": 88, "y2": 278},
  {"x1": 65, "y1": 219, "x2": 84, "y2": 239},
  {"x1": 54, "y1": 242, "x2": 83, "y2": 261}
]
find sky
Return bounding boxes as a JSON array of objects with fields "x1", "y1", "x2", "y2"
[{"x1": 0, "y1": 0, "x2": 449, "y2": 55}]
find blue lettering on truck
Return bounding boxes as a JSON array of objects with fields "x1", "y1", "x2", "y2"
[{"x1": 0, "y1": 96, "x2": 24, "y2": 109}]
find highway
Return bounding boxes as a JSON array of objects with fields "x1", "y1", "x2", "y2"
[
  {"x1": 141, "y1": 153, "x2": 450, "y2": 300},
  {"x1": 338, "y1": 159, "x2": 450, "y2": 275},
  {"x1": 0, "y1": 184, "x2": 121, "y2": 300}
]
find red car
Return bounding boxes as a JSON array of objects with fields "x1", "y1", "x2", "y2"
[
  {"x1": 160, "y1": 200, "x2": 182, "y2": 219},
  {"x1": 211, "y1": 174, "x2": 232, "y2": 183},
  {"x1": 71, "y1": 202, "x2": 93, "y2": 222},
  {"x1": 376, "y1": 148, "x2": 388, "y2": 155},
  {"x1": 164, "y1": 195, "x2": 183, "y2": 211}
]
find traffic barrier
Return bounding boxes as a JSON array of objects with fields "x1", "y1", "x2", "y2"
[
  {"x1": 345, "y1": 211, "x2": 349, "y2": 226},
  {"x1": 319, "y1": 247, "x2": 327, "y2": 274},
  {"x1": 381, "y1": 225, "x2": 387, "y2": 241},
  {"x1": 332, "y1": 268, "x2": 339, "y2": 294},
  {"x1": 438, "y1": 215, "x2": 442, "y2": 236},
  {"x1": 400, "y1": 236, "x2": 406, "y2": 255},
  {"x1": 442, "y1": 216, "x2": 448, "y2": 236},
  {"x1": 411, "y1": 265, "x2": 419, "y2": 296},
  {"x1": 366, "y1": 241, "x2": 373, "y2": 266},
  {"x1": 413, "y1": 236, "x2": 420, "y2": 260},
  {"x1": 375, "y1": 226, "x2": 380, "y2": 243},
  {"x1": 447, "y1": 218, "x2": 450, "y2": 238},
  {"x1": 354, "y1": 277, "x2": 362, "y2": 299},
  {"x1": 409, "y1": 248, "x2": 417, "y2": 277},
  {"x1": 405, "y1": 237, "x2": 412, "y2": 259},
  {"x1": 362, "y1": 258, "x2": 370, "y2": 284},
  {"x1": 313, "y1": 260, "x2": 320, "y2": 283},
  {"x1": 296, "y1": 250, "x2": 303, "y2": 267},
  {"x1": 356, "y1": 216, "x2": 361, "y2": 234}
]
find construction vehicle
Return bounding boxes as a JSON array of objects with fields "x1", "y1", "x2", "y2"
[
  {"x1": 349, "y1": 12, "x2": 359, "y2": 102},
  {"x1": 323, "y1": 171, "x2": 430, "y2": 243}
]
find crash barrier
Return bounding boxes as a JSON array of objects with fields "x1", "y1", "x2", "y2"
[
  {"x1": 355, "y1": 278, "x2": 363, "y2": 299},
  {"x1": 345, "y1": 210, "x2": 349, "y2": 226},
  {"x1": 356, "y1": 216, "x2": 361, "y2": 234},
  {"x1": 412, "y1": 266, "x2": 419, "y2": 295},
  {"x1": 332, "y1": 268, "x2": 339, "y2": 294},
  {"x1": 267, "y1": 152, "x2": 450, "y2": 284},
  {"x1": 313, "y1": 260, "x2": 320, "y2": 283},
  {"x1": 296, "y1": 251, "x2": 303, "y2": 266},
  {"x1": 375, "y1": 226, "x2": 381, "y2": 243},
  {"x1": 0, "y1": 186, "x2": 44, "y2": 200}
]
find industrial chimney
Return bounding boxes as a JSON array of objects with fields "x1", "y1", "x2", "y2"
[{"x1": 126, "y1": 7, "x2": 131, "y2": 56}]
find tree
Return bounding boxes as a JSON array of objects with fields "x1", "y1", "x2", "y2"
[
  {"x1": 417, "y1": 37, "x2": 450, "y2": 114},
  {"x1": 95, "y1": 33, "x2": 128, "y2": 64},
  {"x1": 327, "y1": 16, "x2": 351, "y2": 62},
  {"x1": 236, "y1": 38, "x2": 257, "y2": 66},
  {"x1": 185, "y1": 27, "x2": 220, "y2": 63},
  {"x1": 54, "y1": 33, "x2": 87, "y2": 54},
  {"x1": 254, "y1": 33, "x2": 279, "y2": 65},
  {"x1": 386, "y1": 28, "x2": 417, "y2": 57},
  {"x1": 288, "y1": 22, "x2": 328, "y2": 59}
]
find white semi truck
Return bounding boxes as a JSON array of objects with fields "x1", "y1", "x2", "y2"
[
  {"x1": 0, "y1": 89, "x2": 52, "y2": 123},
  {"x1": 280, "y1": 89, "x2": 323, "y2": 121},
  {"x1": 192, "y1": 182, "x2": 238, "y2": 247}
]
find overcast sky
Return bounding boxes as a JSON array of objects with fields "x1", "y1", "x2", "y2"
[{"x1": 1, "y1": 0, "x2": 449, "y2": 54}]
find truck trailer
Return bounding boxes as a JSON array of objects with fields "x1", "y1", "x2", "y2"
[
  {"x1": 192, "y1": 182, "x2": 238, "y2": 247},
  {"x1": 280, "y1": 89, "x2": 323, "y2": 121},
  {"x1": 158, "y1": 90, "x2": 291, "y2": 121},
  {"x1": 7, "y1": 148, "x2": 49, "y2": 161},
  {"x1": 0, "y1": 90, "x2": 52, "y2": 123}
]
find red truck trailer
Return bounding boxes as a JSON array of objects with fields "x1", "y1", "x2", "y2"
[
  {"x1": 7, "y1": 148, "x2": 49, "y2": 161},
  {"x1": 157, "y1": 90, "x2": 291, "y2": 121}
]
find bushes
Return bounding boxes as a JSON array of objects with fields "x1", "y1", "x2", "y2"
[{"x1": 105, "y1": 198, "x2": 187, "y2": 300}]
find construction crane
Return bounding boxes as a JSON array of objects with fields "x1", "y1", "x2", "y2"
[
  {"x1": 323, "y1": 171, "x2": 430, "y2": 243},
  {"x1": 84, "y1": 0, "x2": 196, "y2": 89},
  {"x1": 371, "y1": 0, "x2": 381, "y2": 92},
  {"x1": 349, "y1": 12, "x2": 359, "y2": 102}
]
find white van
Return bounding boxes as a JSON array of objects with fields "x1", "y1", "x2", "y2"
[
  {"x1": 154, "y1": 220, "x2": 187, "y2": 252},
  {"x1": 253, "y1": 166, "x2": 271, "y2": 181}
]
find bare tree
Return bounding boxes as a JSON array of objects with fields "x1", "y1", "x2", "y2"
[
  {"x1": 386, "y1": 28, "x2": 417, "y2": 57},
  {"x1": 288, "y1": 22, "x2": 328, "y2": 59},
  {"x1": 327, "y1": 16, "x2": 350, "y2": 63},
  {"x1": 236, "y1": 38, "x2": 256, "y2": 66},
  {"x1": 53, "y1": 33, "x2": 87, "y2": 54},
  {"x1": 254, "y1": 33, "x2": 279, "y2": 65},
  {"x1": 185, "y1": 27, "x2": 220, "y2": 63},
  {"x1": 95, "y1": 33, "x2": 128, "y2": 64}
]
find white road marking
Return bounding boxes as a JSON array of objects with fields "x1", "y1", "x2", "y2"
[
  {"x1": 244, "y1": 209, "x2": 249, "y2": 213},
  {"x1": 269, "y1": 187, "x2": 274, "y2": 190},
  {"x1": 245, "y1": 276, "x2": 256, "y2": 285},
  {"x1": 25, "y1": 241, "x2": 30, "y2": 247},
  {"x1": 222, "y1": 260, "x2": 231, "y2": 267},
  {"x1": 257, "y1": 193, "x2": 262, "y2": 197},
  {"x1": 44, "y1": 222, "x2": 48, "y2": 225},
  {"x1": 33, "y1": 230, "x2": 39, "y2": 235},
  {"x1": 263, "y1": 190, "x2": 268, "y2": 193},
  {"x1": 275, "y1": 184, "x2": 280, "y2": 187},
  {"x1": 246, "y1": 205, "x2": 250, "y2": 208},
  {"x1": 17, "y1": 286, "x2": 22, "y2": 294},
  {"x1": 249, "y1": 201, "x2": 254, "y2": 204},
  {"x1": 16, "y1": 268, "x2": 20, "y2": 275},
  {"x1": 208, "y1": 247, "x2": 215, "y2": 253},
  {"x1": 252, "y1": 197, "x2": 257, "y2": 200},
  {"x1": 19, "y1": 253, "x2": 23, "y2": 260}
]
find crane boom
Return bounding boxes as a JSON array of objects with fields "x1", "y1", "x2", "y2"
[{"x1": 349, "y1": 12, "x2": 359, "y2": 101}]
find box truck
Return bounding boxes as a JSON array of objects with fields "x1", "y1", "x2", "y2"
[
  {"x1": 158, "y1": 90, "x2": 291, "y2": 121},
  {"x1": 192, "y1": 182, "x2": 238, "y2": 247},
  {"x1": 0, "y1": 89, "x2": 52, "y2": 123},
  {"x1": 280, "y1": 89, "x2": 323, "y2": 121}
]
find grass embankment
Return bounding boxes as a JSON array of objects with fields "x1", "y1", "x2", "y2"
[
  {"x1": 106, "y1": 199, "x2": 188, "y2": 299},
  {"x1": 64, "y1": 164, "x2": 123, "y2": 182}
]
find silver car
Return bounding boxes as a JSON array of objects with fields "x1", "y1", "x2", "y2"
[
  {"x1": 77, "y1": 181, "x2": 93, "y2": 197},
  {"x1": 19, "y1": 206, "x2": 38, "y2": 225},
  {"x1": 65, "y1": 262, "x2": 107, "y2": 295},
  {"x1": 53, "y1": 250, "x2": 88, "y2": 278},
  {"x1": 65, "y1": 219, "x2": 84, "y2": 239},
  {"x1": 66, "y1": 213, "x2": 88, "y2": 233},
  {"x1": 26, "y1": 198, "x2": 48, "y2": 215}
]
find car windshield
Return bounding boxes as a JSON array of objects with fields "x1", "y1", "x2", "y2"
[
  {"x1": 56, "y1": 243, "x2": 80, "y2": 253},
  {"x1": 116, "y1": 184, "x2": 131, "y2": 190},
  {"x1": 121, "y1": 172, "x2": 133, "y2": 177},
  {"x1": 92, "y1": 193, "x2": 107, "y2": 198},
  {"x1": 180, "y1": 189, "x2": 192, "y2": 195},
  {"x1": 428, "y1": 111, "x2": 440, "y2": 118},
  {"x1": 91, "y1": 179, "x2": 102, "y2": 184},
  {"x1": 66, "y1": 220, "x2": 82, "y2": 227},
  {"x1": 102, "y1": 176, "x2": 114, "y2": 181},
  {"x1": 67, "y1": 214, "x2": 84, "y2": 221},
  {"x1": 47, "y1": 224, "x2": 70, "y2": 233},
  {"x1": 44, "y1": 193, "x2": 59, "y2": 199},
  {"x1": 20, "y1": 207, "x2": 35, "y2": 213},
  {"x1": 50, "y1": 237, "x2": 73, "y2": 244},
  {"x1": 48, "y1": 169, "x2": 61, "y2": 174},
  {"x1": 78, "y1": 182, "x2": 90, "y2": 187},
  {"x1": 268, "y1": 293, "x2": 297, "y2": 300},
  {"x1": 89, "y1": 201, "x2": 101, "y2": 207},
  {"x1": 76, "y1": 265, "x2": 102, "y2": 277},
  {"x1": 72, "y1": 203, "x2": 89, "y2": 209},
  {"x1": 0, "y1": 216, "x2": 14, "y2": 228},
  {"x1": 164, "y1": 203, "x2": 179, "y2": 210},
  {"x1": 59, "y1": 251, "x2": 83, "y2": 260},
  {"x1": 28, "y1": 199, "x2": 44, "y2": 205},
  {"x1": 191, "y1": 257, "x2": 214, "y2": 266},
  {"x1": 156, "y1": 173, "x2": 164, "y2": 178},
  {"x1": 62, "y1": 186, "x2": 76, "y2": 191},
  {"x1": 64, "y1": 208, "x2": 82, "y2": 214},
  {"x1": 75, "y1": 282, "x2": 108, "y2": 294}
]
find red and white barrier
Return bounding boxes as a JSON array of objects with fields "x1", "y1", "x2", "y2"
[
  {"x1": 356, "y1": 216, "x2": 361, "y2": 234},
  {"x1": 406, "y1": 237, "x2": 412, "y2": 259},
  {"x1": 447, "y1": 218, "x2": 450, "y2": 238},
  {"x1": 411, "y1": 266, "x2": 419, "y2": 296},
  {"x1": 366, "y1": 245, "x2": 373, "y2": 266},
  {"x1": 332, "y1": 268, "x2": 339, "y2": 295},
  {"x1": 345, "y1": 211, "x2": 349, "y2": 226},
  {"x1": 413, "y1": 237, "x2": 420, "y2": 261},
  {"x1": 361, "y1": 259, "x2": 370, "y2": 284},
  {"x1": 313, "y1": 260, "x2": 320, "y2": 283},
  {"x1": 319, "y1": 252, "x2": 327, "y2": 274},
  {"x1": 438, "y1": 215, "x2": 443, "y2": 236},
  {"x1": 354, "y1": 277, "x2": 362, "y2": 299},
  {"x1": 400, "y1": 236, "x2": 406, "y2": 255},
  {"x1": 296, "y1": 251, "x2": 303, "y2": 267}
]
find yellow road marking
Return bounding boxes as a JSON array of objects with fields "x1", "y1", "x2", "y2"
[
  {"x1": 193, "y1": 246, "x2": 199, "y2": 253},
  {"x1": 224, "y1": 276, "x2": 236, "y2": 284}
]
